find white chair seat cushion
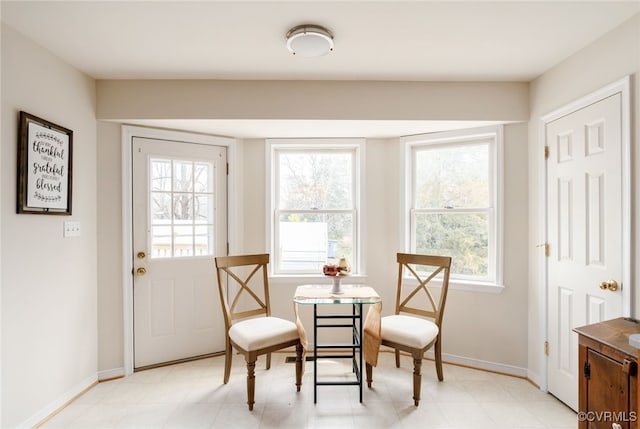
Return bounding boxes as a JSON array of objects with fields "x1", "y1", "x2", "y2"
[
  {"x1": 229, "y1": 317, "x2": 299, "y2": 351},
  {"x1": 381, "y1": 315, "x2": 439, "y2": 350}
]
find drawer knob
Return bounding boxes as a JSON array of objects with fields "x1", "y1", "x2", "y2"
[{"x1": 622, "y1": 358, "x2": 636, "y2": 375}]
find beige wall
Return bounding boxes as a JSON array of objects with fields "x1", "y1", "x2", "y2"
[
  {"x1": 527, "y1": 13, "x2": 640, "y2": 385},
  {"x1": 97, "y1": 80, "x2": 528, "y2": 122},
  {"x1": 234, "y1": 128, "x2": 529, "y2": 371},
  {"x1": 96, "y1": 121, "x2": 124, "y2": 374},
  {"x1": 1, "y1": 24, "x2": 98, "y2": 427},
  {"x1": 94, "y1": 78, "x2": 532, "y2": 376},
  {"x1": 443, "y1": 123, "x2": 529, "y2": 368}
]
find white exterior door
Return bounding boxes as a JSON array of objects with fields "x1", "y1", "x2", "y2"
[
  {"x1": 546, "y1": 93, "x2": 624, "y2": 410},
  {"x1": 132, "y1": 137, "x2": 227, "y2": 368}
]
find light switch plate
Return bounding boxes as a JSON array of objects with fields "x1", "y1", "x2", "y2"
[{"x1": 63, "y1": 221, "x2": 81, "y2": 237}]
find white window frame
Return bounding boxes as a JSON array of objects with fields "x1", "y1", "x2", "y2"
[
  {"x1": 401, "y1": 125, "x2": 504, "y2": 293},
  {"x1": 266, "y1": 138, "x2": 365, "y2": 283}
]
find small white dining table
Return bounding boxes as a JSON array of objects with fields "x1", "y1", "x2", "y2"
[{"x1": 293, "y1": 283, "x2": 381, "y2": 403}]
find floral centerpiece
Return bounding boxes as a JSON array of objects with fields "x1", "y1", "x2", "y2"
[{"x1": 323, "y1": 257, "x2": 350, "y2": 293}]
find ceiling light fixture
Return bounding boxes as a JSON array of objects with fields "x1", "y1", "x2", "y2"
[{"x1": 286, "y1": 24, "x2": 334, "y2": 57}]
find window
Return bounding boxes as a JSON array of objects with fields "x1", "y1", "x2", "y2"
[
  {"x1": 268, "y1": 139, "x2": 363, "y2": 275},
  {"x1": 149, "y1": 158, "x2": 214, "y2": 258},
  {"x1": 402, "y1": 126, "x2": 503, "y2": 288}
]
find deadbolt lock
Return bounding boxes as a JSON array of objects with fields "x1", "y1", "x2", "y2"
[
  {"x1": 135, "y1": 267, "x2": 147, "y2": 276},
  {"x1": 137, "y1": 251, "x2": 146, "y2": 259},
  {"x1": 599, "y1": 280, "x2": 618, "y2": 291}
]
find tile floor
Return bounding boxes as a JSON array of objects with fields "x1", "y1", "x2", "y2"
[{"x1": 41, "y1": 351, "x2": 577, "y2": 428}]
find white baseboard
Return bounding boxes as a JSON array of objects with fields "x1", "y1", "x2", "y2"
[
  {"x1": 98, "y1": 367, "x2": 125, "y2": 381},
  {"x1": 313, "y1": 348, "x2": 529, "y2": 379},
  {"x1": 527, "y1": 369, "x2": 544, "y2": 390},
  {"x1": 18, "y1": 373, "x2": 97, "y2": 429},
  {"x1": 425, "y1": 350, "x2": 529, "y2": 378}
]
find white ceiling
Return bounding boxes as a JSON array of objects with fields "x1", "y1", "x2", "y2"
[{"x1": 2, "y1": 0, "x2": 638, "y2": 138}]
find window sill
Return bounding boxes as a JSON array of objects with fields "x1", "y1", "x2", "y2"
[
  {"x1": 403, "y1": 277, "x2": 505, "y2": 294},
  {"x1": 269, "y1": 274, "x2": 369, "y2": 286},
  {"x1": 270, "y1": 275, "x2": 503, "y2": 293},
  {"x1": 448, "y1": 280, "x2": 505, "y2": 294}
]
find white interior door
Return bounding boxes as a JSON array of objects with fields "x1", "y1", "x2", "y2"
[
  {"x1": 132, "y1": 137, "x2": 227, "y2": 368},
  {"x1": 546, "y1": 93, "x2": 623, "y2": 410}
]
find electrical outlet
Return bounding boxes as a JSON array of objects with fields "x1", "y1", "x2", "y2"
[{"x1": 63, "y1": 221, "x2": 81, "y2": 237}]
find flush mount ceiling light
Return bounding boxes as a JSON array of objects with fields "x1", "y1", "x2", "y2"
[{"x1": 286, "y1": 24, "x2": 334, "y2": 57}]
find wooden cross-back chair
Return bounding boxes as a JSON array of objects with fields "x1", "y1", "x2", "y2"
[
  {"x1": 366, "y1": 252, "x2": 452, "y2": 406},
  {"x1": 214, "y1": 253, "x2": 303, "y2": 410}
]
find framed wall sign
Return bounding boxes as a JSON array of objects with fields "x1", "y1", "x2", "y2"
[{"x1": 17, "y1": 111, "x2": 73, "y2": 215}]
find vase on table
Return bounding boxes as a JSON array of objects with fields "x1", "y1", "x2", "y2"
[{"x1": 331, "y1": 276, "x2": 342, "y2": 294}]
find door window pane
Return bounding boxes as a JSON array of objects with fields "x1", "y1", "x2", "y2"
[
  {"x1": 173, "y1": 225, "x2": 194, "y2": 257},
  {"x1": 150, "y1": 158, "x2": 214, "y2": 258},
  {"x1": 151, "y1": 225, "x2": 172, "y2": 259},
  {"x1": 194, "y1": 195, "x2": 212, "y2": 224},
  {"x1": 151, "y1": 160, "x2": 171, "y2": 192},
  {"x1": 194, "y1": 225, "x2": 213, "y2": 256},
  {"x1": 173, "y1": 194, "x2": 193, "y2": 221},
  {"x1": 173, "y1": 161, "x2": 193, "y2": 192},
  {"x1": 151, "y1": 192, "x2": 171, "y2": 221},
  {"x1": 194, "y1": 163, "x2": 211, "y2": 192}
]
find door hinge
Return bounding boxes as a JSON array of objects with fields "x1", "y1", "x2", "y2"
[
  {"x1": 544, "y1": 146, "x2": 550, "y2": 160},
  {"x1": 226, "y1": 162, "x2": 229, "y2": 175},
  {"x1": 544, "y1": 341, "x2": 549, "y2": 356},
  {"x1": 536, "y1": 243, "x2": 550, "y2": 257},
  {"x1": 226, "y1": 242, "x2": 229, "y2": 254},
  {"x1": 584, "y1": 361, "x2": 591, "y2": 379}
]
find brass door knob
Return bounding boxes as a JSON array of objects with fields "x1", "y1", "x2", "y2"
[
  {"x1": 137, "y1": 251, "x2": 146, "y2": 259},
  {"x1": 135, "y1": 267, "x2": 147, "y2": 276},
  {"x1": 599, "y1": 280, "x2": 618, "y2": 291}
]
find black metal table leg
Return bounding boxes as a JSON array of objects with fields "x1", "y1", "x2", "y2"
[
  {"x1": 313, "y1": 303, "x2": 318, "y2": 404},
  {"x1": 312, "y1": 302, "x2": 364, "y2": 403}
]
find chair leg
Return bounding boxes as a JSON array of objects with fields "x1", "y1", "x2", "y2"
[
  {"x1": 266, "y1": 352, "x2": 271, "y2": 370},
  {"x1": 246, "y1": 358, "x2": 256, "y2": 411},
  {"x1": 223, "y1": 337, "x2": 232, "y2": 384},
  {"x1": 435, "y1": 337, "x2": 444, "y2": 381},
  {"x1": 295, "y1": 342, "x2": 303, "y2": 392},
  {"x1": 395, "y1": 349, "x2": 401, "y2": 368},
  {"x1": 365, "y1": 362, "x2": 373, "y2": 388},
  {"x1": 412, "y1": 355, "x2": 423, "y2": 406}
]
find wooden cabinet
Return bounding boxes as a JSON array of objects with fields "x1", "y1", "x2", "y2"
[{"x1": 574, "y1": 318, "x2": 640, "y2": 429}]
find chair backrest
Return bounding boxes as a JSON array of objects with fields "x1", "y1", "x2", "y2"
[
  {"x1": 214, "y1": 253, "x2": 272, "y2": 331},
  {"x1": 395, "y1": 253, "x2": 452, "y2": 327}
]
